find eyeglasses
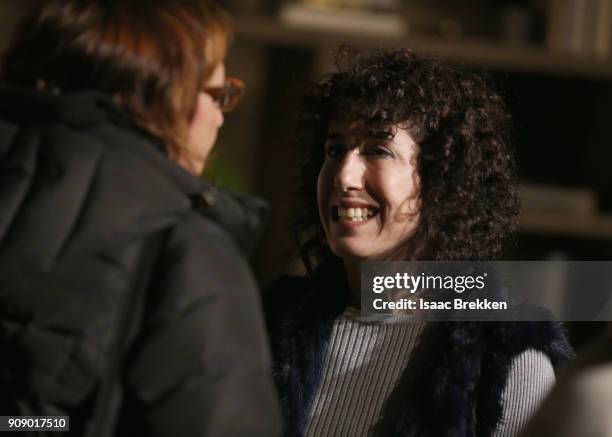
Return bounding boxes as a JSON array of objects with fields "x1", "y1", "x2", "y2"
[{"x1": 203, "y1": 77, "x2": 245, "y2": 113}]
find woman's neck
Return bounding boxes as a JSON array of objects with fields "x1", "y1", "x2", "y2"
[{"x1": 344, "y1": 260, "x2": 362, "y2": 309}]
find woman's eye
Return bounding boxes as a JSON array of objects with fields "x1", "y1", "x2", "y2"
[{"x1": 365, "y1": 146, "x2": 394, "y2": 158}]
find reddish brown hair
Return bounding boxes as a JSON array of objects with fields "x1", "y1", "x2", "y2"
[{"x1": 1, "y1": 0, "x2": 232, "y2": 160}]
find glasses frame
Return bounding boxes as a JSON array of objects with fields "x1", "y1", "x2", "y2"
[{"x1": 203, "y1": 77, "x2": 245, "y2": 113}]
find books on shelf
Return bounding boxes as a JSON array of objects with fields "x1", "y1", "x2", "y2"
[{"x1": 278, "y1": 2, "x2": 407, "y2": 37}]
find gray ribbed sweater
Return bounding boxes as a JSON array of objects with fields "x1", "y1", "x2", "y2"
[{"x1": 305, "y1": 308, "x2": 555, "y2": 437}]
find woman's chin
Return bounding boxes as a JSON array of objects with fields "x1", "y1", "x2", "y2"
[{"x1": 330, "y1": 243, "x2": 377, "y2": 262}]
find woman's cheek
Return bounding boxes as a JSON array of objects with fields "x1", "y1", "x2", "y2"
[
  {"x1": 216, "y1": 107, "x2": 224, "y2": 128},
  {"x1": 199, "y1": 95, "x2": 215, "y2": 122}
]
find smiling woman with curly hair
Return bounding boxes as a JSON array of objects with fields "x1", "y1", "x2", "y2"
[
  {"x1": 264, "y1": 48, "x2": 573, "y2": 437},
  {"x1": 294, "y1": 47, "x2": 519, "y2": 270}
]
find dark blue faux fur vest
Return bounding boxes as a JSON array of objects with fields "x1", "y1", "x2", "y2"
[{"x1": 263, "y1": 258, "x2": 574, "y2": 437}]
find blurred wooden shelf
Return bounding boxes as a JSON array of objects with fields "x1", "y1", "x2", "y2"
[
  {"x1": 234, "y1": 15, "x2": 612, "y2": 80},
  {"x1": 518, "y1": 212, "x2": 612, "y2": 239}
]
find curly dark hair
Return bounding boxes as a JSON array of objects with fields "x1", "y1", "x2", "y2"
[{"x1": 293, "y1": 47, "x2": 520, "y2": 273}]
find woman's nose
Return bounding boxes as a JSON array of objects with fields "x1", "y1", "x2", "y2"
[{"x1": 334, "y1": 149, "x2": 364, "y2": 191}]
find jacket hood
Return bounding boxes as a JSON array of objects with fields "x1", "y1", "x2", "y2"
[
  {"x1": 0, "y1": 84, "x2": 134, "y2": 131},
  {"x1": 191, "y1": 185, "x2": 270, "y2": 255},
  {"x1": 0, "y1": 84, "x2": 268, "y2": 254}
]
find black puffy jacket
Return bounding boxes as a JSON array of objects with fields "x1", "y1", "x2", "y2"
[{"x1": 0, "y1": 86, "x2": 281, "y2": 437}]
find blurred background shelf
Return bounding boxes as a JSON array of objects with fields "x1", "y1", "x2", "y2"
[
  {"x1": 519, "y1": 212, "x2": 612, "y2": 240},
  {"x1": 234, "y1": 14, "x2": 612, "y2": 80}
]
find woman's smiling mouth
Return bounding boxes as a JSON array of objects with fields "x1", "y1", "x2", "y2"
[{"x1": 332, "y1": 205, "x2": 379, "y2": 223}]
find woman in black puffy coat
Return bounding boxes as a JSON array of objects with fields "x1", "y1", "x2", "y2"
[{"x1": 0, "y1": 1, "x2": 281, "y2": 436}]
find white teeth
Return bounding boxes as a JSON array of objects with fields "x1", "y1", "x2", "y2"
[{"x1": 336, "y1": 207, "x2": 375, "y2": 221}]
